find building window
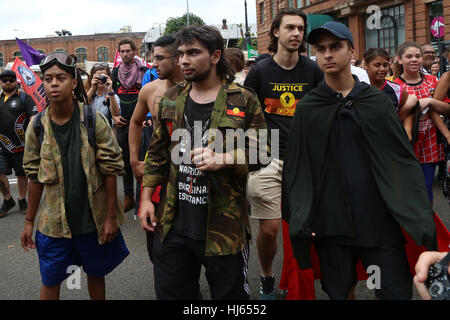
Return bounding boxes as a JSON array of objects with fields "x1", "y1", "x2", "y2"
[
  {"x1": 13, "y1": 51, "x2": 23, "y2": 61},
  {"x1": 76, "y1": 47, "x2": 87, "y2": 63},
  {"x1": 54, "y1": 48, "x2": 67, "y2": 53},
  {"x1": 0, "y1": 53, "x2": 3, "y2": 68},
  {"x1": 288, "y1": 0, "x2": 293, "y2": 7},
  {"x1": 305, "y1": 0, "x2": 310, "y2": 6},
  {"x1": 429, "y1": 1, "x2": 443, "y2": 49},
  {"x1": 37, "y1": 49, "x2": 45, "y2": 54},
  {"x1": 365, "y1": 4, "x2": 405, "y2": 56},
  {"x1": 140, "y1": 43, "x2": 146, "y2": 58},
  {"x1": 297, "y1": 0, "x2": 302, "y2": 8},
  {"x1": 260, "y1": 2, "x2": 265, "y2": 24},
  {"x1": 97, "y1": 47, "x2": 108, "y2": 62},
  {"x1": 272, "y1": 0, "x2": 276, "y2": 18},
  {"x1": 336, "y1": 17, "x2": 349, "y2": 27}
]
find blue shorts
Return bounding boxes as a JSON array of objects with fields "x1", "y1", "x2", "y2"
[{"x1": 35, "y1": 229, "x2": 129, "y2": 286}]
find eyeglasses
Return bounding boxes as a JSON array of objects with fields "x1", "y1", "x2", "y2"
[
  {"x1": 1, "y1": 78, "x2": 16, "y2": 83},
  {"x1": 153, "y1": 55, "x2": 178, "y2": 62}
]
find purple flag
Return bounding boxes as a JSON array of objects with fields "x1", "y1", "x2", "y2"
[{"x1": 15, "y1": 38, "x2": 46, "y2": 67}]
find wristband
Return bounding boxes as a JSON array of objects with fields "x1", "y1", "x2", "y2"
[
  {"x1": 107, "y1": 91, "x2": 115, "y2": 96},
  {"x1": 25, "y1": 218, "x2": 34, "y2": 222}
]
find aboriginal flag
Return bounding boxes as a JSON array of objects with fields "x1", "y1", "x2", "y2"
[{"x1": 226, "y1": 105, "x2": 245, "y2": 118}]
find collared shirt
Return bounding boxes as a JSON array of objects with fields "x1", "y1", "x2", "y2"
[
  {"x1": 88, "y1": 92, "x2": 120, "y2": 126},
  {"x1": 23, "y1": 103, "x2": 126, "y2": 243},
  {"x1": 142, "y1": 81, "x2": 269, "y2": 256}
]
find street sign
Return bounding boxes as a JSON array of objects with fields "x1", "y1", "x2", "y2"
[
  {"x1": 247, "y1": 43, "x2": 259, "y2": 60},
  {"x1": 431, "y1": 16, "x2": 445, "y2": 38}
]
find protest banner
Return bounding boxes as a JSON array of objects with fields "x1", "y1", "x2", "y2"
[{"x1": 11, "y1": 57, "x2": 48, "y2": 112}]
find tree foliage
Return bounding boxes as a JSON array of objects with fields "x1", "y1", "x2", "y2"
[{"x1": 164, "y1": 13, "x2": 206, "y2": 35}]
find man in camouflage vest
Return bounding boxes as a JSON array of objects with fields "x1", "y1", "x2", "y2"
[{"x1": 139, "y1": 26, "x2": 269, "y2": 300}]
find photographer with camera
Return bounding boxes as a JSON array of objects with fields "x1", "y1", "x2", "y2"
[
  {"x1": 84, "y1": 63, "x2": 120, "y2": 127},
  {"x1": 414, "y1": 251, "x2": 450, "y2": 300}
]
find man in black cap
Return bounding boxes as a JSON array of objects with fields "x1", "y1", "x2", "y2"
[
  {"x1": 0, "y1": 69, "x2": 37, "y2": 217},
  {"x1": 243, "y1": 7, "x2": 323, "y2": 300},
  {"x1": 281, "y1": 22, "x2": 438, "y2": 300}
]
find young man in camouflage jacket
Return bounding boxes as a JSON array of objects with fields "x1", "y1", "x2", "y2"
[
  {"x1": 139, "y1": 26, "x2": 269, "y2": 300},
  {"x1": 20, "y1": 52, "x2": 129, "y2": 300}
]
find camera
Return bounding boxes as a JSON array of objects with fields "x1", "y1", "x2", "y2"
[
  {"x1": 97, "y1": 74, "x2": 108, "y2": 84},
  {"x1": 425, "y1": 252, "x2": 450, "y2": 300}
]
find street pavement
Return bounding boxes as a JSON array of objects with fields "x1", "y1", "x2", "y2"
[{"x1": 0, "y1": 174, "x2": 449, "y2": 300}]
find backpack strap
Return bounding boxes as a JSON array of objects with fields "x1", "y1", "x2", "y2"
[
  {"x1": 33, "y1": 109, "x2": 46, "y2": 148},
  {"x1": 83, "y1": 105, "x2": 97, "y2": 152},
  {"x1": 33, "y1": 106, "x2": 97, "y2": 152}
]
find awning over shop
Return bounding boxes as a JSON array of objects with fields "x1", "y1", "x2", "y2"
[{"x1": 306, "y1": 14, "x2": 335, "y2": 34}]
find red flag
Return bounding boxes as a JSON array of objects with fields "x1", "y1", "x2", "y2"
[
  {"x1": 11, "y1": 57, "x2": 48, "y2": 112},
  {"x1": 113, "y1": 48, "x2": 121, "y2": 68}
]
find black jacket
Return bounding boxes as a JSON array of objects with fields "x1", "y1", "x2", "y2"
[{"x1": 281, "y1": 79, "x2": 438, "y2": 269}]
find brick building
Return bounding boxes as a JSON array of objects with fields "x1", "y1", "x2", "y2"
[
  {"x1": 0, "y1": 32, "x2": 146, "y2": 69},
  {"x1": 256, "y1": 0, "x2": 450, "y2": 59}
]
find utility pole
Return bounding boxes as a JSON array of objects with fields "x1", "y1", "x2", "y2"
[
  {"x1": 243, "y1": 0, "x2": 251, "y2": 49},
  {"x1": 187, "y1": 0, "x2": 190, "y2": 27}
]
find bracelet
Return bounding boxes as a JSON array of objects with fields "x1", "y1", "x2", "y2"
[
  {"x1": 25, "y1": 218, "x2": 34, "y2": 222},
  {"x1": 107, "y1": 91, "x2": 115, "y2": 96}
]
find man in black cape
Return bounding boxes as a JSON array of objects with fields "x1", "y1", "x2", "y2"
[{"x1": 281, "y1": 22, "x2": 437, "y2": 300}]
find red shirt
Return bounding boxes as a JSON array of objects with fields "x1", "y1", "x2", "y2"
[{"x1": 395, "y1": 75, "x2": 444, "y2": 163}]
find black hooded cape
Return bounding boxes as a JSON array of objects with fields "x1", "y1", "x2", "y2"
[{"x1": 281, "y1": 81, "x2": 438, "y2": 269}]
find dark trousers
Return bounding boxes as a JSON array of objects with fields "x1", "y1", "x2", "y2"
[
  {"x1": 135, "y1": 125, "x2": 153, "y2": 216},
  {"x1": 314, "y1": 242, "x2": 412, "y2": 300},
  {"x1": 116, "y1": 124, "x2": 134, "y2": 197},
  {"x1": 152, "y1": 232, "x2": 250, "y2": 300}
]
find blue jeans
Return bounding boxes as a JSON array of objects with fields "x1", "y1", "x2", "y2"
[{"x1": 421, "y1": 163, "x2": 437, "y2": 202}]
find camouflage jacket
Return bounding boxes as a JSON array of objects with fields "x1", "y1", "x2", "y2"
[
  {"x1": 142, "y1": 81, "x2": 269, "y2": 256},
  {"x1": 23, "y1": 103, "x2": 126, "y2": 244}
]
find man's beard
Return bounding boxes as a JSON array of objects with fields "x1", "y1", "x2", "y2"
[
  {"x1": 2, "y1": 85, "x2": 16, "y2": 93},
  {"x1": 184, "y1": 66, "x2": 212, "y2": 83}
]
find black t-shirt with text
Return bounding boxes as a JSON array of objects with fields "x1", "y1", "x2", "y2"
[
  {"x1": 172, "y1": 96, "x2": 214, "y2": 240},
  {"x1": 244, "y1": 55, "x2": 323, "y2": 159},
  {"x1": 0, "y1": 90, "x2": 37, "y2": 153}
]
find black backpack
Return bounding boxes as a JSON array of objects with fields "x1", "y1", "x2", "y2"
[{"x1": 33, "y1": 105, "x2": 97, "y2": 152}]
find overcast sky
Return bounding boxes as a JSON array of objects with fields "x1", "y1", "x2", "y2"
[{"x1": 0, "y1": 0, "x2": 257, "y2": 40}]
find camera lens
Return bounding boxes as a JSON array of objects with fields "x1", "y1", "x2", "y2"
[{"x1": 97, "y1": 75, "x2": 107, "y2": 84}]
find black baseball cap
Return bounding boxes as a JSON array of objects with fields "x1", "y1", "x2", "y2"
[
  {"x1": 0, "y1": 70, "x2": 17, "y2": 80},
  {"x1": 308, "y1": 22, "x2": 354, "y2": 48}
]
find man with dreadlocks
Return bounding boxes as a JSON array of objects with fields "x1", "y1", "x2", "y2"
[{"x1": 20, "y1": 52, "x2": 129, "y2": 300}]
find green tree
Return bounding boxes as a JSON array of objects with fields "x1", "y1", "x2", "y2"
[
  {"x1": 236, "y1": 33, "x2": 258, "y2": 50},
  {"x1": 164, "y1": 13, "x2": 206, "y2": 35}
]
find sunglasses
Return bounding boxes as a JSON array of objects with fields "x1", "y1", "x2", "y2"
[
  {"x1": 1, "y1": 78, "x2": 16, "y2": 83},
  {"x1": 94, "y1": 62, "x2": 109, "y2": 68}
]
